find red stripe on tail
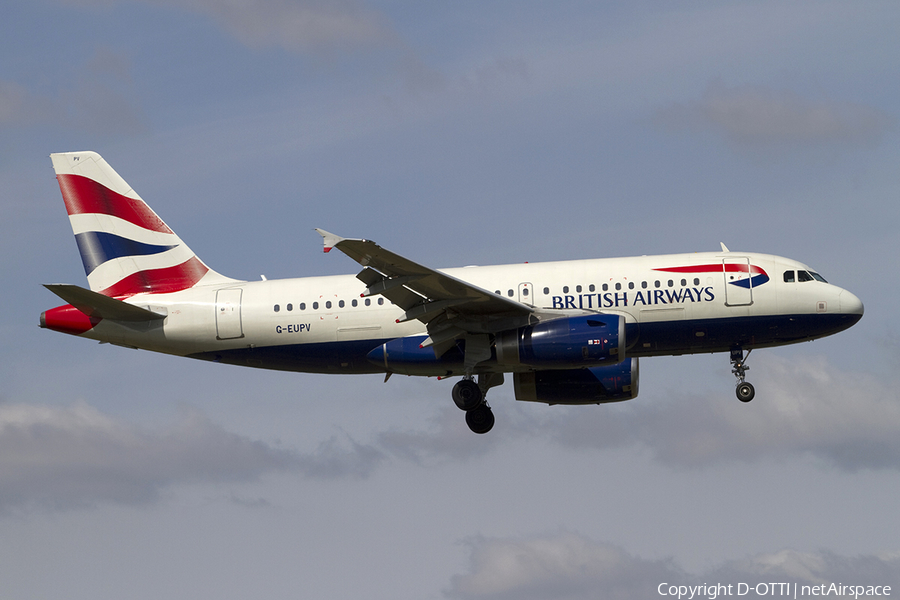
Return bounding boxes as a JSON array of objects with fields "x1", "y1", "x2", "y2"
[
  {"x1": 57, "y1": 174, "x2": 173, "y2": 234},
  {"x1": 99, "y1": 256, "x2": 209, "y2": 297}
]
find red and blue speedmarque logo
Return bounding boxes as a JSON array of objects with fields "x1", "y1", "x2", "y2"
[{"x1": 654, "y1": 263, "x2": 770, "y2": 289}]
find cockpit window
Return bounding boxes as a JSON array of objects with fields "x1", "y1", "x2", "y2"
[
  {"x1": 810, "y1": 272, "x2": 827, "y2": 283},
  {"x1": 783, "y1": 271, "x2": 795, "y2": 283},
  {"x1": 798, "y1": 270, "x2": 813, "y2": 282}
]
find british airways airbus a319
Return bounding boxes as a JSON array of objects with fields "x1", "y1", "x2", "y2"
[{"x1": 41, "y1": 152, "x2": 864, "y2": 433}]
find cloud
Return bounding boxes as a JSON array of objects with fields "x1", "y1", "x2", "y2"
[
  {"x1": 0, "y1": 80, "x2": 55, "y2": 126},
  {"x1": 188, "y1": 0, "x2": 395, "y2": 53},
  {"x1": 296, "y1": 433, "x2": 385, "y2": 479},
  {"x1": 707, "y1": 549, "x2": 900, "y2": 584},
  {"x1": 447, "y1": 532, "x2": 679, "y2": 600},
  {"x1": 0, "y1": 401, "x2": 381, "y2": 512},
  {"x1": 314, "y1": 354, "x2": 900, "y2": 473},
  {"x1": 0, "y1": 47, "x2": 144, "y2": 135},
  {"x1": 59, "y1": 0, "x2": 396, "y2": 53},
  {"x1": 542, "y1": 354, "x2": 900, "y2": 471},
  {"x1": 376, "y1": 405, "x2": 503, "y2": 464},
  {"x1": 8, "y1": 355, "x2": 890, "y2": 513},
  {"x1": 655, "y1": 82, "x2": 894, "y2": 148},
  {"x1": 447, "y1": 532, "x2": 900, "y2": 600},
  {"x1": 448, "y1": 532, "x2": 676, "y2": 600}
]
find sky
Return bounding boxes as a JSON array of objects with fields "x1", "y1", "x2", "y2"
[{"x1": 1, "y1": 1, "x2": 899, "y2": 598}]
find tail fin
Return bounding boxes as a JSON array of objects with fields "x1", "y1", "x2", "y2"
[{"x1": 50, "y1": 151, "x2": 236, "y2": 297}]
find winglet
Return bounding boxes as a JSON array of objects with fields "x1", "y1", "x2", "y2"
[{"x1": 315, "y1": 229, "x2": 345, "y2": 254}]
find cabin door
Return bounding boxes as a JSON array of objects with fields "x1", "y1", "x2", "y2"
[
  {"x1": 216, "y1": 288, "x2": 244, "y2": 340},
  {"x1": 723, "y1": 258, "x2": 753, "y2": 306}
]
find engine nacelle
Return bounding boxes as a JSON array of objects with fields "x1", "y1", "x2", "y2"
[
  {"x1": 496, "y1": 314, "x2": 625, "y2": 368},
  {"x1": 513, "y1": 359, "x2": 639, "y2": 405},
  {"x1": 366, "y1": 335, "x2": 465, "y2": 375}
]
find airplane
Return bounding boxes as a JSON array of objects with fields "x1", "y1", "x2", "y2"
[{"x1": 41, "y1": 151, "x2": 864, "y2": 434}]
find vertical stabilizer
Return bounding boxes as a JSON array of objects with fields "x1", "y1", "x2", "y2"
[{"x1": 50, "y1": 151, "x2": 237, "y2": 297}]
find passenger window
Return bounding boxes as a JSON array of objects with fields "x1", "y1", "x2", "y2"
[
  {"x1": 339, "y1": 300, "x2": 345, "y2": 308},
  {"x1": 693, "y1": 278, "x2": 700, "y2": 285},
  {"x1": 365, "y1": 298, "x2": 371, "y2": 306},
  {"x1": 287, "y1": 303, "x2": 293, "y2": 311},
  {"x1": 563, "y1": 286, "x2": 569, "y2": 294},
  {"x1": 274, "y1": 304, "x2": 280, "y2": 312},
  {"x1": 628, "y1": 282, "x2": 634, "y2": 290},
  {"x1": 523, "y1": 288, "x2": 529, "y2": 296},
  {"x1": 668, "y1": 280, "x2": 673, "y2": 287},
  {"x1": 352, "y1": 299, "x2": 357, "y2": 307},
  {"x1": 313, "y1": 302, "x2": 319, "y2": 310},
  {"x1": 642, "y1": 281, "x2": 647, "y2": 289},
  {"x1": 543, "y1": 287, "x2": 549, "y2": 295},
  {"x1": 681, "y1": 279, "x2": 687, "y2": 286},
  {"x1": 576, "y1": 285, "x2": 582, "y2": 293},
  {"x1": 589, "y1": 284, "x2": 595, "y2": 292},
  {"x1": 300, "y1": 303, "x2": 306, "y2": 310},
  {"x1": 615, "y1": 283, "x2": 621, "y2": 291},
  {"x1": 798, "y1": 271, "x2": 813, "y2": 282},
  {"x1": 602, "y1": 284, "x2": 608, "y2": 292},
  {"x1": 783, "y1": 271, "x2": 795, "y2": 283},
  {"x1": 508, "y1": 289, "x2": 514, "y2": 297},
  {"x1": 654, "y1": 280, "x2": 660, "y2": 288},
  {"x1": 378, "y1": 298, "x2": 384, "y2": 305},
  {"x1": 495, "y1": 290, "x2": 501, "y2": 295},
  {"x1": 326, "y1": 301, "x2": 332, "y2": 309}
]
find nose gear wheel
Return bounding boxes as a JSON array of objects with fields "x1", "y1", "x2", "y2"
[{"x1": 730, "y1": 347, "x2": 755, "y2": 402}]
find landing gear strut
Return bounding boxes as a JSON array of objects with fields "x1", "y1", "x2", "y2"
[
  {"x1": 452, "y1": 373, "x2": 502, "y2": 434},
  {"x1": 730, "y1": 347, "x2": 755, "y2": 403}
]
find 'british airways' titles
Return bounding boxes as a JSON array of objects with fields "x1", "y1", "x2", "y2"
[{"x1": 552, "y1": 286, "x2": 715, "y2": 310}]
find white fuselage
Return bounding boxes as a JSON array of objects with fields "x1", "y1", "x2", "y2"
[{"x1": 75, "y1": 250, "x2": 864, "y2": 376}]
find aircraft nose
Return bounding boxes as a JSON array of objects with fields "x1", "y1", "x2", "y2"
[{"x1": 839, "y1": 289, "x2": 864, "y2": 316}]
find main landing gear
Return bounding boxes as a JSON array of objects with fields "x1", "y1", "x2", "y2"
[
  {"x1": 452, "y1": 374, "x2": 502, "y2": 434},
  {"x1": 730, "y1": 347, "x2": 755, "y2": 403}
]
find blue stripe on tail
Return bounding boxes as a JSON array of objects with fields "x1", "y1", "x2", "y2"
[{"x1": 74, "y1": 231, "x2": 178, "y2": 275}]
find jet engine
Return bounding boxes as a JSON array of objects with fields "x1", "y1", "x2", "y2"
[
  {"x1": 495, "y1": 314, "x2": 625, "y2": 368},
  {"x1": 513, "y1": 358, "x2": 639, "y2": 405}
]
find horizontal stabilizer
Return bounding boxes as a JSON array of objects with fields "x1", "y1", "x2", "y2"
[{"x1": 44, "y1": 284, "x2": 166, "y2": 321}]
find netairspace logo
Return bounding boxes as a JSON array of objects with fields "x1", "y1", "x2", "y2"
[{"x1": 658, "y1": 582, "x2": 892, "y2": 599}]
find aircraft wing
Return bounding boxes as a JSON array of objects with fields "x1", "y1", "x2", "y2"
[{"x1": 316, "y1": 229, "x2": 534, "y2": 353}]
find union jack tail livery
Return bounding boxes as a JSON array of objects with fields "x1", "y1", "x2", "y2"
[{"x1": 51, "y1": 151, "x2": 233, "y2": 297}]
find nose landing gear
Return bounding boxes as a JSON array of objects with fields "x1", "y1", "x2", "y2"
[
  {"x1": 452, "y1": 373, "x2": 502, "y2": 434},
  {"x1": 731, "y1": 347, "x2": 755, "y2": 402}
]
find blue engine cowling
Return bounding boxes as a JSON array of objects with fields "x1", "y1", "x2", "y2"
[
  {"x1": 513, "y1": 358, "x2": 639, "y2": 405},
  {"x1": 495, "y1": 314, "x2": 625, "y2": 368},
  {"x1": 366, "y1": 335, "x2": 465, "y2": 375}
]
